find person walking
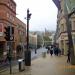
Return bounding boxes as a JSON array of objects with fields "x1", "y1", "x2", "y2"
[
  {"x1": 54, "y1": 46, "x2": 59, "y2": 56},
  {"x1": 50, "y1": 46, "x2": 53, "y2": 56},
  {"x1": 47, "y1": 47, "x2": 50, "y2": 54},
  {"x1": 67, "y1": 50, "x2": 70, "y2": 63},
  {"x1": 58, "y1": 48, "x2": 61, "y2": 56},
  {"x1": 54, "y1": 46, "x2": 56, "y2": 55},
  {"x1": 35, "y1": 48, "x2": 37, "y2": 54}
]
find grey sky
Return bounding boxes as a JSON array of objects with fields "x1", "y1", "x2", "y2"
[{"x1": 14, "y1": 0, "x2": 58, "y2": 31}]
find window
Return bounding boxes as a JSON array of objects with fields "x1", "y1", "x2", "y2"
[
  {"x1": 12, "y1": 16, "x2": 14, "y2": 22},
  {"x1": 13, "y1": 6, "x2": 15, "y2": 11},
  {"x1": 61, "y1": 24, "x2": 64, "y2": 32},
  {"x1": 9, "y1": 15, "x2": 14, "y2": 22},
  {"x1": 73, "y1": 21, "x2": 75, "y2": 30},
  {"x1": 19, "y1": 31, "x2": 22, "y2": 35},
  {"x1": 10, "y1": 4, "x2": 13, "y2": 9},
  {"x1": 7, "y1": 2, "x2": 9, "y2": 6},
  {"x1": 7, "y1": 13, "x2": 9, "y2": 18},
  {"x1": 21, "y1": 32, "x2": 24, "y2": 35},
  {"x1": 10, "y1": 15, "x2": 12, "y2": 20}
]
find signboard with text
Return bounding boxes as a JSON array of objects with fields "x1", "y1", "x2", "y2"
[{"x1": 52, "y1": 0, "x2": 61, "y2": 10}]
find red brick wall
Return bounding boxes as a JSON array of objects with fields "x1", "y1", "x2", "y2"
[{"x1": 0, "y1": 0, "x2": 26, "y2": 59}]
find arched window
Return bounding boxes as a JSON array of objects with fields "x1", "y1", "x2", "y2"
[
  {"x1": 61, "y1": 24, "x2": 64, "y2": 32},
  {"x1": 73, "y1": 21, "x2": 75, "y2": 30}
]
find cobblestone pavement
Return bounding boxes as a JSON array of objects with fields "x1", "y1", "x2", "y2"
[{"x1": 0, "y1": 54, "x2": 75, "y2": 75}]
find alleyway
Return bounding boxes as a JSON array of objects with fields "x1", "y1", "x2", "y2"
[{"x1": 0, "y1": 54, "x2": 75, "y2": 75}]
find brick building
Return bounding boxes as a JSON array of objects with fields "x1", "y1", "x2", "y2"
[{"x1": 0, "y1": 0, "x2": 26, "y2": 60}]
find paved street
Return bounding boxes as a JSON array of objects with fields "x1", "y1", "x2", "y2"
[
  {"x1": 0, "y1": 54, "x2": 75, "y2": 75},
  {"x1": 0, "y1": 47, "x2": 47, "y2": 72},
  {"x1": 31, "y1": 47, "x2": 47, "y2": 59},
  {"x1": 0, "y1": 48, "x2": 47, "y2": 71}
]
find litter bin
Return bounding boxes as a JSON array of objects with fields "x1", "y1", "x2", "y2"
[
  {"x1": 42, "y1": 52, "x2": 46, "y2": 58},
  {"x1": 18, "y1": 59, "x2": 25, "y2": 72}
]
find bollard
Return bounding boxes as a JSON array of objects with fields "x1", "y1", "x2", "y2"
[
  {"x1": 18, "y1": 59, "x2": 25, "y2": 72},
  {"x1": 42, "y1": 52, "x2": 46, "y2": 58}
]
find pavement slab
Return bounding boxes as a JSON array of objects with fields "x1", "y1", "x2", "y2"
[{"x1": 0, "y1": 54, "x2": 75, "y2": 75}]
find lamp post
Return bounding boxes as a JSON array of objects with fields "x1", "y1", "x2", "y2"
[{"x1": 25, "y1": 8, "x2": 31, "y2": 66}]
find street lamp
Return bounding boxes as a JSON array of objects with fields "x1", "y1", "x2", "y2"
[{"x1": 25, "y1": 8, "x2": 32, "y2": 66}]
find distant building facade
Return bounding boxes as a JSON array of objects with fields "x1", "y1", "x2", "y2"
[{"x1": 29, "y1": 33, "x2": 37, "y2": 49}]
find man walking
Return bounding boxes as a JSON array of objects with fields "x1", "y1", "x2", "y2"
[
  {"x1": 50, "y1": 46, "x2": 53, "y2": 56},
  {"x1": 67, "y1": 50, "x2": 70, "y2": 63}
]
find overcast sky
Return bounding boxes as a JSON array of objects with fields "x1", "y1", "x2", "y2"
[{"x1": 14, "y1": 0, "x2": 58, "y2": 31}]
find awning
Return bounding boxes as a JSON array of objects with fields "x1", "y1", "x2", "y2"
[{"x1": 52, "y1": 0, "x2": 61, "y2": 10}]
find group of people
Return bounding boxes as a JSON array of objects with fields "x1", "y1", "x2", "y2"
[
  {"x1": 47, "y1": 45, "x2": 61, "y2": 56},
  {"x1": 47, "y1": 45, "x2": 71, "y2": 63}
]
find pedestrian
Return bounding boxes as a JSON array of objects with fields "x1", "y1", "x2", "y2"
[
  {"x1": 35, "y1": 48, "x2": 37, "y2": 54},
  {"x1": 50, "y1": 46, "x2": 53, "y2": 56},
  {"x1": 47, "y1": 47, "x2": 49, "y2": 54},
  {"x1": 58, "y1": 48, "x2": 61, "y2": 56},
  {"x1": 54, "y1": 46, "x2": 56, "y2": 55},
  {"x1": 54, "y1": 46, "x2": 59, "y2": 56},
  {"x1": 67, "y1": 50, "x2": 70, "y2": 63}
]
